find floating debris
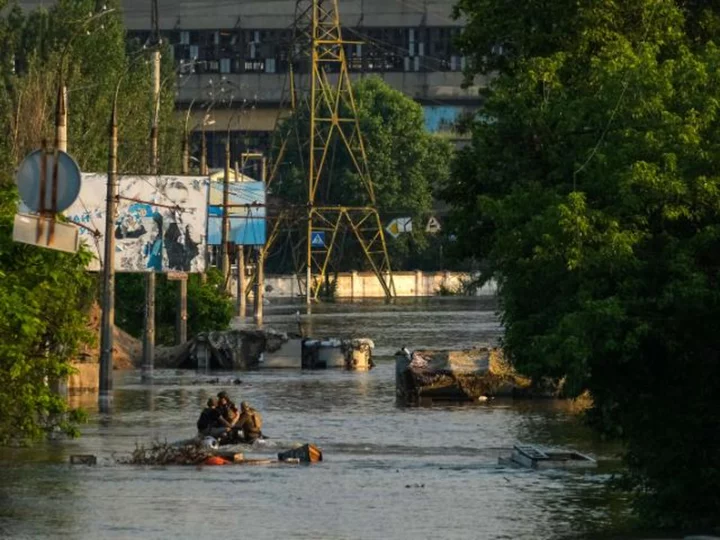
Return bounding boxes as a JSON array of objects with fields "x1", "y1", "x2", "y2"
[
  {"x1": 499, "y1": 444, "x2": 597, "y2": 470},
  {"x1": 69, "y1": 454, "x2": 97, "y2": 465},
  {"x1": 277, "y1": 443, "x2": 323, "y2": 463},
  {"x1": 116, "y1": 440, "x2": 322, "y2": 466},
  {"x1": 116, "y1": 440, "x2": 213, "y2": 466}
]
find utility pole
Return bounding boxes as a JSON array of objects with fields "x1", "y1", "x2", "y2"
[
  {"x1": 254, "y1": 155, "x2": 266, "y2": 325},
  {"x1": 199, "y1": 116, "x2": 209, "y2": 285},
  {"x1": 48, "y1": 77, "x2": 69, "y2": 402},
  {"x1": 253, "y1": 247, "x2": 264, "y2": 326},
  {"x1": 56, "y1": 85, "x2": 67, "y2": 152},
  {"x1": 236, "y1": 246, "x2": 245, "y2": 317},
  {"x1": 272, "y1": 0, "x2": 395, "y2": 305},
  {"x1": 99, "y1": 96, "x2": 118, "y2": 406},
  {"x1": 177, "y1": 123, "x2": 190, "y2": 345},
  {"x1": 221, "y1": 137, "x2": 231, "y2": 292},
  {"x1": 143, "y1": 0, "x2": 161, "y2": 381},
  {"x1": 200, "y1": 124, "x2": 207, "y2": 176}
]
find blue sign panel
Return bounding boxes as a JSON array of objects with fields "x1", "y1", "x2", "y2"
[
  {"x1": 423, "y1": 105, "x2": 463, "y2": 133},
  {"x1": 311, "y1": 231, "x2": 325, "y2": 248},
  {"x1": 207, "y1": 181, "x2": 266, "y2": 246}
]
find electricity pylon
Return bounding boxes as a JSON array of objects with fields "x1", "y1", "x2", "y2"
[{"x1": 269, "y1": 0, "x2": 396, "y2": 303}]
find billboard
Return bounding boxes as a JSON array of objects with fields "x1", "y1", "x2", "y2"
[
  {"x1": 207, "y1": 180, "x2": 266, "y2": 246},
  {"x1": 65, "y1": 174, "x2": 209, "y2": 272}
]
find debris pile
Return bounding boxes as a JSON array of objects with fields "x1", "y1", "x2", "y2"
[
  {"x1": 395, "y1": 347, "x2": 533, "y2": 405},
  {"x1": 116, "y1": 440, "x2": 212, "y2": 466},
  {"x1": 116, "y1": 440, "x2": 324, "y2": 466},
  {"x1": 172, "y1": 329, "x2": 291, "y2": 369}
]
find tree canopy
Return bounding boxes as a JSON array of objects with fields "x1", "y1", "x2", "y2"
[
  {"x1": 271, "y1": 76, "x2": 453, "y2": 271},
  {"x1": 0, "y1": 0, "x2": 230, "y2": 444},
  {"x1": 115, "y1": 269, "x2": 233, "y2": 347},
  {"x1": 446, "y1": 0, "x2": 720, "y2": 530}
]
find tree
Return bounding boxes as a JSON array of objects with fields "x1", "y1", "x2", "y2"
[
  {"x1": 271, "y1": 76, "x2": 453, "y2": 271},
  {"x1": 0, "y1": 0, "x2": 181, "y2": 444},
  {"x1": 446, "y1": 0, "x2": 720, "y2": 530},
  {"x1": 115, "y1": 269, "x2": 234, "y2": 346},
  {"x1": 0, "y1": 189, "x2": 96, "y2": 445}
]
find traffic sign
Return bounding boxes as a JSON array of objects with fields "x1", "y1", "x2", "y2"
[
  {"x1": 425, "y1": 216, "x2": 442, "y2": 234},
  {"x1": 386, "y1": 217, "x2": 412, "y2": 239},
  {"x1": 12, "y1": 213, "x2": 79, "y2": 253},
  {"x1": 310, "y1": 231, "x2": 325, "y2": 248},
  {"x1": 16, "y1": 149, "x2": 82, "y2": 213}
]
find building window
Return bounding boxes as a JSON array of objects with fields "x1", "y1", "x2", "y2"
[
  {"x1": 163, "y1": 26, "x2": 462, "y2": 76},
  {"x1": 245, "y1": 60, "x2": 265, "y2": 72}
]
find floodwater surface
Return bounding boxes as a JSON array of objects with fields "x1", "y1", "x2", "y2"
[{"x1": 0, "y1": 298, "x2": 628, "y2": 540}]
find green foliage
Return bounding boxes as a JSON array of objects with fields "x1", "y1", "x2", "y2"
[
  {"x1": 115, "y1": 269, "x2": 234, "y2": 346},
  {"x1": 0, "y1": 0, "x2": 180, "y2": 174},
  {"x1": 272, "y1": 76, "x2": 453, "y2": 271},
  {"x1": 0, "y1": 0, "x2": 181, "y2": 444},
  {"x1": 447, "y1": 0, "x2": 720, "y2": 530},
  {"x1": 0, "y1": 187, "x2": 96, "y2": 445}
]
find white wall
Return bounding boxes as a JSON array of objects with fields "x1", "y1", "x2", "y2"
[{"x1": 230, "y1": 271, "x2": 497, "y2": 299}]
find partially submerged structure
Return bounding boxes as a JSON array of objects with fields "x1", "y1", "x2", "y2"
[
  {"x1": 263, "y1": 337, "x2": 374, "y2": 370},
  {"x1": 499, "y1": 444, "x2": 597, "y2": 470},
  {"x1": 167, "y1": 329, "x2": 374, "y2": 371},
  {"x1": 113, "y1": 440, "x2": 323, "y2": 466},
  {"x1": 395, "y1": 347, "x2": 533, "y2": 405}
]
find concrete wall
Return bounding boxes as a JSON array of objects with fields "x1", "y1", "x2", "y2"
[
  {"x1": 116, "y1": 0, "x2": 466, "y2": 30},
  {"x1": 231, "y1": 271, "x2": 497, "y2": 299},
  {"x1": 66, "y1": 361, "x2": 99, "y2": 395}
]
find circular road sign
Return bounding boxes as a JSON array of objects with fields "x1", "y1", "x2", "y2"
[{"x1": 16, "y1": 149, "x2": 82, "y2": 213}]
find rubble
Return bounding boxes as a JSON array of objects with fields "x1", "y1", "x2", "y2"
[
  {"x1": 115, "y1": 439, "x2": 321, "y2": 466},
  {"x1": 166, "y1": 329, "x2": 290, "y2": 369},
  {"x1": 395, "y1": 347, "x2": 533, "y2": 406}
]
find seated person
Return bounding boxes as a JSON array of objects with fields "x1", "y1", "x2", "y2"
[
  {"x1": 234, "y1": 401, "x2": 263, "y2": 444},
  {"x1": 215, "y1": 391, "x2": 239, "y2": 442},
  {"x1": 196, "y1": 397, "x2": 226, "y2": 438}
]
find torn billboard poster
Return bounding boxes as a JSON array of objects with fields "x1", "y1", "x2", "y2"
[
  {"x1": 207, "y1": 180, "x2": 266, "y2": 246},
  {"x1": 64, "y1": 174, "x2": 209, "y2": 272}
]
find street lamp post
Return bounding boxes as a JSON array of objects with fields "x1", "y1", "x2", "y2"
[
  {"x1": 99, "y1": 85, "x2": 120, "y2": 409},
  {"x1": 182, "y1": 98, "x2": 197, "y2": 175},
  {"x1": 220, "y1": 93, "x2": 238, "y2": 293},
  {"x1": 55, "y1": 8, "x2": 116, "y2": 153},
  {"x1": 99, "y1": 52, "x2": 143, "y2": 409}
]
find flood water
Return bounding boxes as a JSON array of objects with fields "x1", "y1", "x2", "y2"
[{"x1": 0, "y1": 297, "x2": 631, "y2": 540}]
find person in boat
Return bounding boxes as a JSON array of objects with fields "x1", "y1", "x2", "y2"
[
  {"x1": 217, "y1": 391, "x2": 239, "y2": 430},
  {"x1": 233, "y1": 401, "x2": 263, "y2": 444},
  {"x1": 196, "y1": 397, "x2": 226, "y2": 437}
]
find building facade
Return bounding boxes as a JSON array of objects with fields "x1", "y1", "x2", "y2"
[{"x1": 21, "y1": 0, "x2": 485, "y2": 169}]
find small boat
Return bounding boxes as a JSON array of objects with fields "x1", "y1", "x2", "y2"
[{"x1": 499, "y1": 444, "x2": 597, "y2": 470}]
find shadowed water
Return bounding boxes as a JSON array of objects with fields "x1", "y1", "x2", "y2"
[{"x1": 0, "y1": 297, "x2": 628, "y2": 540}]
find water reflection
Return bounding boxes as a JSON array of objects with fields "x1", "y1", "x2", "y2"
[{"x1": 0, "y1": 297, "x2": 628, "y2": 540}]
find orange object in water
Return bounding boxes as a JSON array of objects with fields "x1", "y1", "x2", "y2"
[{"x1": 204, "y1": 456, "x2": 230, "y2": 466}]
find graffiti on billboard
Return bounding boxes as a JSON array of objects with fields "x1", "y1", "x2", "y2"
[{"x1": 65, "y1": 174, "x2": 209, "y2": 272}]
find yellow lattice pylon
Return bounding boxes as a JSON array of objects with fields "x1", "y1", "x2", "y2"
[{"x1": 299, "y1": 0, "x2": 396, "y2": 301}]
